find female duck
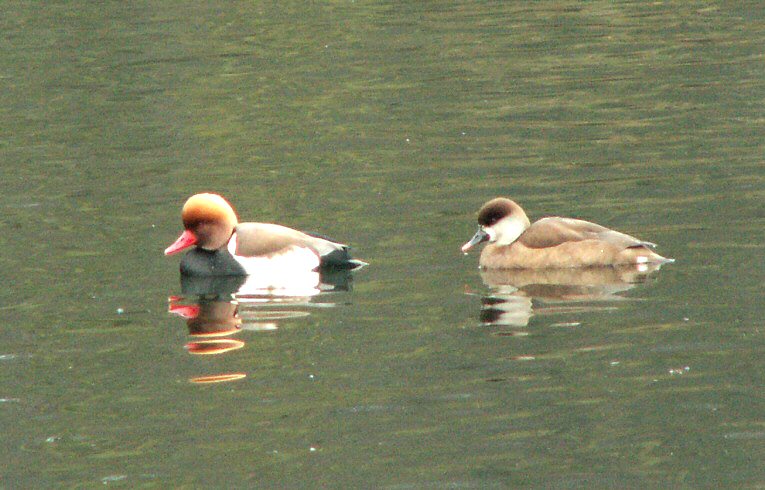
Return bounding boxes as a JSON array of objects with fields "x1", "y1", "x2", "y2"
[
  {"x1": 165, "y1": 193, "x2": 366, "y2": 276},
  {"x1": 462, "y1": 198, "x2": 672, "y2": 269}
]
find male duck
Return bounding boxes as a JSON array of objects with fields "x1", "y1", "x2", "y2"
[{"x1": 165, "y1": 193, "x2": 366, "y2": 276}]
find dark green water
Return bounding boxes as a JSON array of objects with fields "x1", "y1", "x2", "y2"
[{"x1": 1, "y1": 1, "x2": 763, "y2": 487}]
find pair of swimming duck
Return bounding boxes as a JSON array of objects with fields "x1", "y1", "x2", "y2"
[{"x1": 165, "y1": 193, "x2": 672, "y2": 275}]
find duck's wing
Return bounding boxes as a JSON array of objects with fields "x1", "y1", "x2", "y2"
[
  {"x1": 235, "y1": 223, "x2": 366, "y2": 268},
  {"x1": 233, "y1": 223, "x2": 316, "y2": 257},
  {"x1": 519, "y1": 217, "x2": 654, "y2": 250}
]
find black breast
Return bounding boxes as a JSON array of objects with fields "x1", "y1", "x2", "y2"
[{"x1": 180, "y1": 248, "x2": 247, "y2": 276}]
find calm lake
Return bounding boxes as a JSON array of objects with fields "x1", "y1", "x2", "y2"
[{"x1": 1, "y1": 1, "x2": 763, "y2": 487}]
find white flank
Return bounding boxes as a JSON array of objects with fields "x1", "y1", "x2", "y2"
[{"x1": 228, "y1": 235, "x2": 321, "y2": 294}]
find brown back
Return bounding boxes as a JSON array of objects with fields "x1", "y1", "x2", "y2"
[
  {"x1": 519, "y1": 217, "x2": 648, "y2": 250},
  {"x1": 234, "y1": 223, "x2": 315, "y2": 257}
]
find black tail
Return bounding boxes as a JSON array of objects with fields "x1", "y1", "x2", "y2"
[
  {"x1": 305, "y1": 231, "x2": 368, "y2": 270},
  {"x1": 319, "y1": 246, "x2": 368, "y2": 270}
]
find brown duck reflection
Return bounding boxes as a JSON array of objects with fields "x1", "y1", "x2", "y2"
[
  {"x1": 168, "y1": 297, "x2": 245, "y2": 359},
  {"x1": 169, "y1": 299, "x2": 242, "y2": 337},
  {"x1": 478, "y1": 263, "x2": 666, "y2": 327},
  {"x1": 168, "y1": 269, "x2": 356, "y2": 383}
]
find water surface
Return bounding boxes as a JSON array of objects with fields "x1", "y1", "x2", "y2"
[{"x1": 1, "y1": 1, "x2": 763, "y2": 487}]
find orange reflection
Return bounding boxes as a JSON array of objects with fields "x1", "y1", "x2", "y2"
[
  {"x1": 189, "y1": 373, "x2": 247, "y2": 384},
  {"x1": 186, "y1": 339, "x2": 245, "y2": 355}
]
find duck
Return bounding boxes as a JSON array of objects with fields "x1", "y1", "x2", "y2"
[
  {"x1": 462, "y1": 197, "x2": 673, "y2": 269},
  {"x1": 165, "y1": 193, "x2": 366, "y2": 276}
]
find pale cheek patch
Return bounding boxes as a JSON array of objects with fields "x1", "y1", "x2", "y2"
[{"x1": 491, "y1": 218, "x2": 526, "y2": 246}]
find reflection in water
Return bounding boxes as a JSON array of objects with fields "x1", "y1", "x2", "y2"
[
  {"x1": 186, "y1": 339, "x2": 245, "y2": 355},
  {"x1": 188, "y1": 373, "x2": 248, "y2": 384},
  {"x1": 476, "y1": 264, "x2": 666, "y2": 327},
  {"x1": 169, "y1": 299, "x2": 242, "y2": 337},
  {"x1": 168, "y1": 270, "x2": 356, "y2": 383}
]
